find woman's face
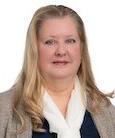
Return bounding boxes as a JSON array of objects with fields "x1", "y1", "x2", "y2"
[{"x1": 38, "y1": 16, "x2": 81, "y2": 81}]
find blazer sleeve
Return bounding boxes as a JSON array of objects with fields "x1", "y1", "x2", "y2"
[{"x1": 0, "y1": 91, "x2": 13, "y2": 137}]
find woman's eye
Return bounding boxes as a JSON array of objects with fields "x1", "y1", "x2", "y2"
[
  {"x1": 65, "y1": 39, "x2": 76, "y2": 44},
  {"x1": 45, "y1": 40, "x2": 56, "y2": 46}
]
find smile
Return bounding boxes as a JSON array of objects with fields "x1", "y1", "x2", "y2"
[{"x1": 52, "y1": 61, "x2": 69, "y2": 65}]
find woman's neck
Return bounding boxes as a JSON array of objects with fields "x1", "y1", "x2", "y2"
[{"x1": 43, "y1": 77, "x2": 75, "y2": 97}]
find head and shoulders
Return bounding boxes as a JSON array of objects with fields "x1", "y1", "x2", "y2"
[{"x1": 0, "y1": 4, "x2": 114, "y2": 134}]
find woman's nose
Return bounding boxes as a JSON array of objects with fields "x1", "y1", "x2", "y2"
[{"x1": 55, "y1": 43, "x2": 67, "y2": 57}]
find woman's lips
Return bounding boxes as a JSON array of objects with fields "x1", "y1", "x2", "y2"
[{"x1": 52, "y1": 61, "x2": 69, "y2": 65}]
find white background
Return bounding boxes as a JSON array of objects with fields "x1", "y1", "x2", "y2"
[{"x1": 0, "y1": 0, "x2": 115, "y2": 105}]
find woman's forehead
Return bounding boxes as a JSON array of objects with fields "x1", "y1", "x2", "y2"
[{"x1": 38, "y1": 16, "x2": 79, "y2": 37}]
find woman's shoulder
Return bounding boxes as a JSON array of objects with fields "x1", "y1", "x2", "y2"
[
  {"x1": 107, "y1": 103, "x2": 115, "y2": 119},
  {"x1": 97, "y1": 98, "x2": 115, "y2": 125},
  {"x1": 0, "y1": 89, "x2": 15, "y2": 117},
  {"x1": 98, "y1": 95, "x2": 115, "y2": 115}
]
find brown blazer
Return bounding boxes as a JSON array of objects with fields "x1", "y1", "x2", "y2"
[{"x1": 0, "y1": 89, "x2": 115, "y2": 138}]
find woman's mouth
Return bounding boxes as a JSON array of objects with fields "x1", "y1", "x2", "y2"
[{"x1": 52, "y1": 61, "x2": 69, "y2": 65}]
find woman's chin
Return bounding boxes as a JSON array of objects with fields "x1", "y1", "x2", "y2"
[{"x1": 49, "y1": 72, "x2": 75, "y2": 80}]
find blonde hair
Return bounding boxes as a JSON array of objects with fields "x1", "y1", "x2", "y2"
[{"x1": 11, "y1": 5, "x2": 114, "y2": 133}]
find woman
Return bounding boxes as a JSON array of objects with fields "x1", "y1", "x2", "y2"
[{"x1": 0, "y1": 5, "x2": 115, "y2": 138}]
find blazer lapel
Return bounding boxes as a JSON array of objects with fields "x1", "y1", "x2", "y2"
[{"x1": 91, "y1": 104, "x2": 115, "y2": 138}]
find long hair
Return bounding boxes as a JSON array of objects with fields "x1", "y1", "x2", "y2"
[{"x1": 11, "y1": 5, "x2": 114, "y2": 133}]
